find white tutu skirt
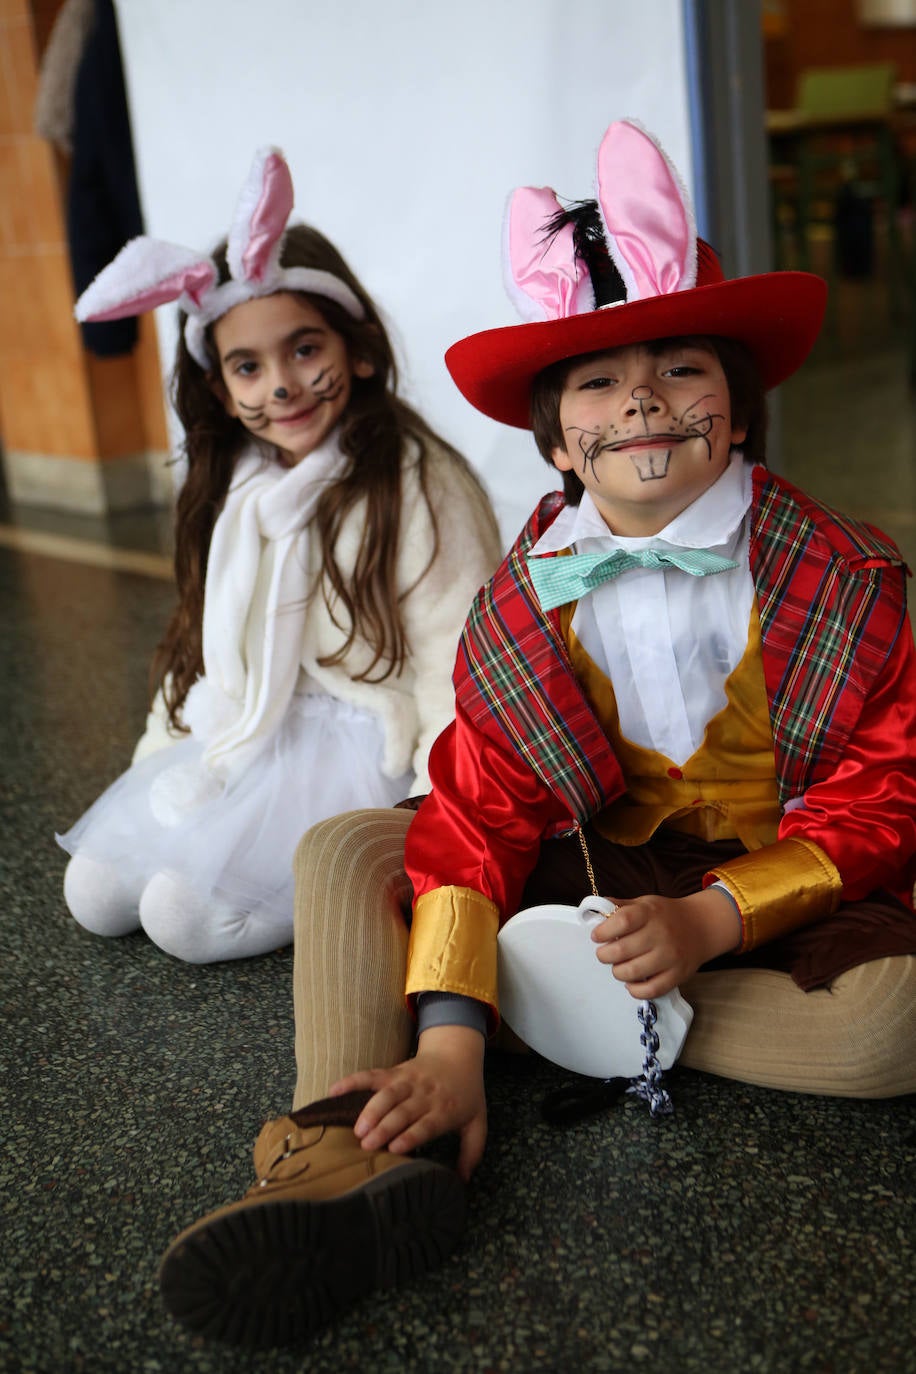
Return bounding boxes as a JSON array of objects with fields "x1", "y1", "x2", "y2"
[{"x1": 57, "y1": 691, "x2": 412, "y2": 931}]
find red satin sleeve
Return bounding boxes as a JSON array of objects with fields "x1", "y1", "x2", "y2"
[
  {"x1": 405, "y1": 703, "x2": 571, "y2": 922},
  {"x1": 778, "y1": 619, "x2": 916, "y2": 905}
]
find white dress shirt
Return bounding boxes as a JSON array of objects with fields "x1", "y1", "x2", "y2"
[{"x1": 529, "y1": 455, "x2": 756, "y2": 766}]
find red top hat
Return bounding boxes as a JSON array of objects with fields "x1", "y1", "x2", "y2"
[{"x1": 445, "y1": 121, "x2": 827, "y2": 430}]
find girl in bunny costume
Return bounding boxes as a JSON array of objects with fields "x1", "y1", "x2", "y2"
[
  {"x1": 155, "y1": 120, "x2": 916, "y2": 1348},
  {"x1": 57, "y1": 147, "x2": 501, "y2": 963}
]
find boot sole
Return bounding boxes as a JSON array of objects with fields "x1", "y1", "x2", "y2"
[{"x1": 159, "y1": 1157, "x2": 466, "y2": 1347}]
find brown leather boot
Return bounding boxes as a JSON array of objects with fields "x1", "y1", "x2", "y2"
[{"x1": 159, "y1": 1090, "x2": 466, "y2": 1347}]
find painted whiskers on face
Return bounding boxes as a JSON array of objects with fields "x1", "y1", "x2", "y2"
[
  {"x1": 310, "y1": 365, "x2": 346, "y2": 405},
  {"x1": 234, "y1": 364, "x2": 346, "y2": 426},
  {"x1": 235, "y1": 397, "x2": 270, "y2": 431},
  {"x1": 567, "y1": 388, "x2": 727, "y2": 484}
]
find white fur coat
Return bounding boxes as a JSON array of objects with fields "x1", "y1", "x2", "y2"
[{"x1": 132, "y1": 440, "x2": 502, "y2": 795}]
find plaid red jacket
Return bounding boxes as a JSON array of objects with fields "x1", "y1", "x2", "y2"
[
  {"x1": 411, "y1": 466, "x2": 916, "y2": 913},
  {"x1": 456, "y1": 466, "x2": 908, "y2": 820}
]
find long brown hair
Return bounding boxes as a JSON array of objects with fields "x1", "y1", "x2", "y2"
[
  {"x1": 530, "y1": 334, "x2": 768, "y2": 505},
  {"x1": 151, "y1": 223, "x2": 493, "y2": 728}
]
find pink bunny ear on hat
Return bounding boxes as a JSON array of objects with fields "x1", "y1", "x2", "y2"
[
  {"x1": 595, "y1": 119, "x2": 697, "y2": 303},
  {"x1": 446, "y1": 116, "x2": 827, "y2": 430},
  {"x1": 226, "y1": 146, "x2": 293, "y2": 286},
  {"x1": 74, "y1": 238, "x2": 218, "y2": 322},
  {"x1": 503, "y1": 185, "x2": 595, "y2": 323}
]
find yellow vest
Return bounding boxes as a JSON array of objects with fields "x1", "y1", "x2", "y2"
[{"x1": 562, "y1": 603, "x2": 781, "y2": 852}]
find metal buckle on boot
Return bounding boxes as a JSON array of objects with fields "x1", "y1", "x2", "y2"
[
  {"x1": 256, "y1": 1130, "x2": 321, "y2": 1189},
  {"x1": 257, "y1": 1134, "x2": 294, "y2": 1187}
]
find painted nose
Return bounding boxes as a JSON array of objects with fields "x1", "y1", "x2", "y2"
[
  {"x1": 271, "y1": 367, "x2": 300, "y2": 400},
  {"x1": 624, "y1": 385, "x2": 662, "y2": 419}
]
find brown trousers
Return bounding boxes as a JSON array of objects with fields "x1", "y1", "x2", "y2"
[{"x1": 292, "y1": 809, "x2": 916, "y2": 1109}]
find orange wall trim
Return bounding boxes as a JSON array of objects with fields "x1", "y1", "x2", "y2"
[{"x1": 0, "y1": 0, "x2": 170, "y2": 513}]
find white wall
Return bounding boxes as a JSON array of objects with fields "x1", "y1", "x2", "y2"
[{"x1": 114, "y1": 0, "x2": 693, "y2": 543}]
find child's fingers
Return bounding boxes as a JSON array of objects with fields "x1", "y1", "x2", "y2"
[
  {"x1": 359, "y1": 1092, "x2": 429, "y2": 1150},
  {"x1": 609, "y1": 949, "x2": 665, "y2": 986},
  {"x1": 385, "y1": 1111, "x2": 442, "y2": 1155},
  {"x1": 353, "y1": 1077, "x2": 420, "y2": 1140},
  {"x1": 329, "y1": 1068, "x2": 421, "y2": 1147},
  {"x1": 328, "y1": 1067, "x2": 393, "y2": 1098},
  {"x1": 388, "y1": 1105, "x2": 487, "y2": 1179},
  {"x1": 621, "y1": 967, "x2": 680, "y2": 1000},
  {"x1": 590, "y1": 899, "x2": 639, "y2": 943},
  {"x1": 456, "y1": 1114, "x2": 488, "y2": 1181},
  {"x1": 594, "y1": 925, "x2": 654, "y2": 968}
]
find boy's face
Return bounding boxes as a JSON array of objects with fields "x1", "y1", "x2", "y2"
[{"x1": 550, "y1": 340, "x2": 747, "y2": 536}]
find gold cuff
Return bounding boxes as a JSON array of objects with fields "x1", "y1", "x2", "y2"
[
  {"x1": 406, "y1": 886, "x2": 500, "y2": 1011},
  {"x1": 707, "y1": 837, "x2": 843, "y2": 952}
]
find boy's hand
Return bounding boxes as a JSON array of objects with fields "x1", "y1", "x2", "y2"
[
  {"x1": 328, "y1": 1024, "x2": 487, "y2": 1181},
  {"x1": 591, "y1": 887, "x2": 741, "y2": 999}
]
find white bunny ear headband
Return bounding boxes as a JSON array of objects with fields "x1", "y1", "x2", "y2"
[
  {"x1": 74, "y1": 146, "x2": 365, "y2": 370},
  {"x1": 446, "y1": 119, "x2": 826, "y2": 430}
]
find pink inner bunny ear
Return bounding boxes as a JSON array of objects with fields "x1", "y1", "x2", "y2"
[
  {"x1": 595, "y1": 120, "x2": 696, "y2": 303},
  {"x1": 503, "y1": 186, "x2": 594, "y2": 323},
  {"x1": 226, "y1": 146, "x2": 293, "y2": 285},
  {"x1": 74, "y1": 238, "x2": 217, "y2": 322}
]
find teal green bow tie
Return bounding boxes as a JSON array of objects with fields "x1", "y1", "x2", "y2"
[{"x1": 528, "y1": 547, "x2": 740, "y2": 612}]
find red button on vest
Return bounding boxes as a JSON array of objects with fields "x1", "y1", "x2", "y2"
[{"x1": 667, "y1": 766, "x2": 683, "y2": 780}]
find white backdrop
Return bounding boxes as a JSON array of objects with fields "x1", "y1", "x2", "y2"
[{"x1": 114, "y1": 0, "x2": 693, "y2": 543}]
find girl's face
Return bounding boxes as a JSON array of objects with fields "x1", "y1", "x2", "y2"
[
  {"x1": 211, "y1": 292, "x2": 373, "y2": 464},
  {"x1": 550, "y1": 340, "x2": 747, "y2": 535}
]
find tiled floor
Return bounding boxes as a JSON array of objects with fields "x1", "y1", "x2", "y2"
[{"x1": 2, "y1": 260, "x2": 915, "y2": 1372}]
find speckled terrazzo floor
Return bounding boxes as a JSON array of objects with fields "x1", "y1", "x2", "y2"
[{"x1": 3, "y1": 293, "x2": 916, "y2": 1373}]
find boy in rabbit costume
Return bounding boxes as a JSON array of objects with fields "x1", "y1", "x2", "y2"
[{"x1": 159, "y1": 121, "x2": 916, "y2": 1347}]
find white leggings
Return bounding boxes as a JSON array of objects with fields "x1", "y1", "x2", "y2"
[{"x1": 63, "y1": 854, "x2": 289, "y2": 963}]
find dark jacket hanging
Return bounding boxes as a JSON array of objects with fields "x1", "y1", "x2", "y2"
[{"x1": 66, "y1": 0, "x2": 144, "y2": 357}]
